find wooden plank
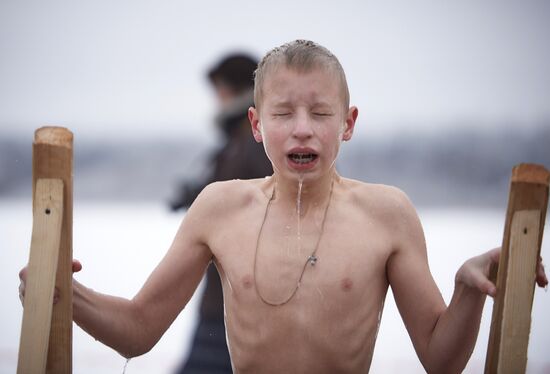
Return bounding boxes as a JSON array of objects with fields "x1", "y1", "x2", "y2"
[
  {"x1": 485, "y1": 163, "x2": 549, "y2": 374},
  {"x1": 17, "y1": 179, "x2": 64, "y2": 374},
  {"x1": 33, "y1": 127, "x2": 74, "y2": 374},
  {"x1": 497, "y1": 210, "x2": 540, "y2": 373}
]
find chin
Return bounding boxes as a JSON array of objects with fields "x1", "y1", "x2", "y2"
[{"x1": 290, "y1": 168, "x2": 331, "y2": 183}]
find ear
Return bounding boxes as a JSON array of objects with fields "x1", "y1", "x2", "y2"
[
  {"x1": 342, "y1": 106, "x2": 358, "y2": 141},
  {"x1": 248, "y1": 107, "x2": 263, "y2": 143}
]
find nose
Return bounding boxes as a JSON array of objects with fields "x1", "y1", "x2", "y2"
[{"x1": 292, "y1": 111, "x2": 314, "y2": 140}]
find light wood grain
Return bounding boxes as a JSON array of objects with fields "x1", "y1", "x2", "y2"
[
  {"x1": 17, "y1": 179, "x2": 64, "y2": 374},
  {"x1": 485, "y1": 163, "x2": 549, "y2": 374},
  {"x1": 497, "y1": 210, "x2": 540, "y2": 373},
  {"x1": 33, "y1": 126, "x2": 74, "y2": 374}
]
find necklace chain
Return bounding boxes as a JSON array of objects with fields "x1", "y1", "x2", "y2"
[{"x1": 253, "y1": 178, "x2": 334, "y2": 306}]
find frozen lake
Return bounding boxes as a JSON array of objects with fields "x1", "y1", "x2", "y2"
[{"x1": 1, "y1": 199, "x2": 549, "y2": 373}]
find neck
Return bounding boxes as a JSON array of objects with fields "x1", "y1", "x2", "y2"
[{"x1": 271, "y1": 169, "x2": 338, "y2": 212}]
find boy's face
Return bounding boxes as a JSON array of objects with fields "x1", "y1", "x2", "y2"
[{"x1": 248, "y1": 65, "x2": 358, "y2": 182}]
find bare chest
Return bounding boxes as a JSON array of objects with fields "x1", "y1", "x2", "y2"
[
  {"x1": 208, "y1": 208, "x2": 392, "y2": 372},
  {"x1": 210, "y1": 205, "x2": 392, "y2": 314}
]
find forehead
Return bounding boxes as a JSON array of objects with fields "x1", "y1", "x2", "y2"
[{"x1": 262, "y1": 65, "x2": 344, "y2": 107}]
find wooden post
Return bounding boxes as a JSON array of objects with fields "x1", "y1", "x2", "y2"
[
  {"x1": 18, "y1": 127, "x2": 74, "y2": 374},
  {"x1": 485, "y1": 163, "x2": 549, "y2": 374},
  {"x1": 17, "y1": 179, "x2": 64, "y2": 373}
]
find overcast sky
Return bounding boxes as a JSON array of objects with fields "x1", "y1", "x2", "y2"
[{"x1": 1, "y1": 1, "x2": 549, "y2": 140}]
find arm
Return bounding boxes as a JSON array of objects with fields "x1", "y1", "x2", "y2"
[
  {"x1": 73, "y1": 188, "x2": 219, "y2": 357},
  {"x1": 384, "y1": 190, "x2": 449, "y2": 373},
  {"x1": 20, "y1": 186, "x2": 219, "y2": 358},
  {"x1": 387, "y1": 190, "x2": 548, "y2": 373},
  {"x1": 73, "y1": 223, "x2": 211, "y2": 358},
  {"x1": 420, "y1": 251, "x2": 494, "y2": 373},
  {"x1": 427, "y1": 248, "x2": 547, "y2": 373},
  {"x1": 386, "y1": 189, "x2": 480, "y2": 373}
]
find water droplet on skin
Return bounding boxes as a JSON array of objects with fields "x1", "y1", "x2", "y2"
[
  {"x1": 296, "y1": 177, "x2": 303, "y2": 215},
  {"x1": 374, "y1": 301, "x2": 385, "y2": 341},
  {"x1": 316, "y1": 286, "x2": 324, "y2": 300},
  {"x1": 227, "y1": 277, "x2": 234, "y2": 293}
]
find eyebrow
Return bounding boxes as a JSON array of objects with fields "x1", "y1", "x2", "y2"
[
  {"x1": 270, "y1": 100, "x2": 335, "y2": 108},
  {"x1": 311, "y1": 101, "x2": 333, "y2": 108},
  {"x1": 271, "y1": 101, "x2": 293, "y2": 108}
]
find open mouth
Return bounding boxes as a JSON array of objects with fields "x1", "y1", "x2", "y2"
[{"x1": 288, "y1": 153, "x2": 318, "y2": 165}]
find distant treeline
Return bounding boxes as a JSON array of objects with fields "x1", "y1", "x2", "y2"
[
  {"x1": 1, "y1": 125, "x2": 549, "y2": 207},
  {"x1": 338, "y1": 125, "x2": 550, "y2": 206}
]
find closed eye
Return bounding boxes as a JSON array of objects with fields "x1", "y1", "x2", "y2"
[
  {"x1": 273, "y1": 113, "x2": 291, "y2": 117},
  {"x1": 313, "y1": 113, "x2": 333, "y2": 117}
]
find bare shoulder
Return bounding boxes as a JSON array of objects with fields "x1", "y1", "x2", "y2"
[
  {"x1": 176, "y1": 178, "x2": 271, "y2": 251},
  {"x1": 344, "y1": 178, "x2": 426, "y2": 260},
  {"x1": 339, "y1": 177, "x2": 417, "y2": 220},
  {"x1": 339, "y1": 177, "x2": 422, "y2": 249},
  {"x1": 190, "y1": 178, "x2": 271, "y2": 219}
]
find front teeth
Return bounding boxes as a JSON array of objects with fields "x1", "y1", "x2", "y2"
[{"x1": 290, "y1": 153, "x2": 316, "y2": 164}]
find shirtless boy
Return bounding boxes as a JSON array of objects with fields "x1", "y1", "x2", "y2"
[{"x1": 20, "y1": 40, "x2": 547, "y2": 373}]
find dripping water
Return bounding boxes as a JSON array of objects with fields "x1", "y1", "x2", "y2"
[
  {"x1": 122, "y1": 358, "x2": 131, "y2": 374},
  {"x1": 296, "y1": 175, "x2": 304, "y2": 252},
  {"x1": 373, "y1": 299, "x2": 385, "y2": 343},
  {"x1": 296, "y1": 176, "x2": 303, "y2": 216}
]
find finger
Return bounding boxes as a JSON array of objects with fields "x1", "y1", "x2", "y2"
[
  {"x1": 72, "y1": 260, "x2": 82, "y2": 273},
  {"x1": 53, "y1": 287, "x2": 60, "y2": 304},
  {"x1": 473, "y1": 269, "x2": 497, "y2": 297},
  {"x1": 485, "y1": 248, "x2": 501, "y2": 279},
  {"x1": 19, "y1": 267, "x2": 28, "y2": 281},
  {"x1": 19, "y1": 282, "x2": 25, "y2": 304},
  {"x1": 462, "y1": 265, "x2": 497, "y2": 297},
  {"x1": 484, "y1": 281, "x2": 497, "y2": 297},
  {"x1": 18, "y1": 281, "x2": 26, "y2": 305},
  {"x1": 536, "y1": 260, "x2": 548, "y2": 288},
  {"x1": 488, "y1": 247, "x2": 501, "y2": 264}
]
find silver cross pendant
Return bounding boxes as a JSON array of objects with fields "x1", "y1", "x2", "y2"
[{"x1": 308, "y1": 255, "x2": 318, "y2": 266}]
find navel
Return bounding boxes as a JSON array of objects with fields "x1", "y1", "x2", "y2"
[{"x1": 341, "y1": 277, "x2": 353, "y2": 292}]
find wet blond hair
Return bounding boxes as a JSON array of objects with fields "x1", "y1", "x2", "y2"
[{"x1": 254, "y1": 40, "x2": 350, "y2": 112}]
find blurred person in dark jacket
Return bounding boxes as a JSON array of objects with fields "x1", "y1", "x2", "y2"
[{"x1": 171, "y1": 53, "x2": 272, "y2": 373}]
